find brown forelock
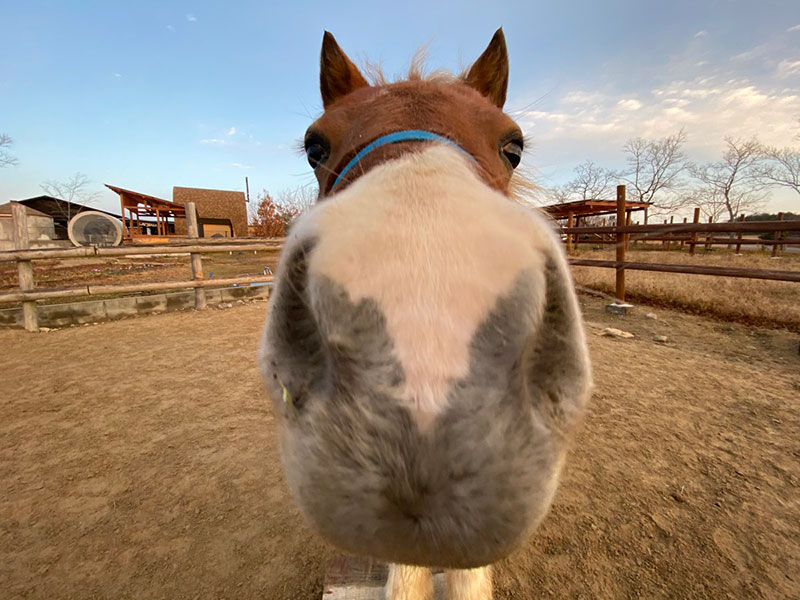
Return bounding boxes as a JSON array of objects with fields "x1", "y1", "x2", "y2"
[{"x1": 307, "y1": 79, "x2": 522, "y2": 197}]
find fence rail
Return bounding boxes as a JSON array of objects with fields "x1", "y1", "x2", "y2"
[
  {"x1": 560, "y1": 186, "x2": 800, "y2": 301},
  {"x1": 1, "y1": 202, "x2": 280, "y2": 331},
  {"x1": 3, "y1": 193, "x2": 800, "y2": 331}
]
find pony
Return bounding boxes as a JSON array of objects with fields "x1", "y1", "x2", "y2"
[{"x1": 260, "y1": 29, "x2": 591, "y2": 600}]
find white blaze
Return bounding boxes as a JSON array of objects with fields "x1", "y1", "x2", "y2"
[{"x1": 300, "y1": 146, "x2": 554, "y2": 429}]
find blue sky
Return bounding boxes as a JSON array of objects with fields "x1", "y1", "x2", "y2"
[{"x1": 1, "y1": 0, "x2": 799, "y2": 214}]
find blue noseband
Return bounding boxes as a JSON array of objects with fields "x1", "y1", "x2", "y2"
[{"x1": 330, "y1": 130, "x2": 476, "y2": 191}]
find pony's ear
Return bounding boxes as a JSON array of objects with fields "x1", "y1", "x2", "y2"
[
  {"x1": 320, "y1": 31, "x2": 370, "y2": 108},
  {"x1": 464, "y1": 28, "x2": 509, "y2": 108}
]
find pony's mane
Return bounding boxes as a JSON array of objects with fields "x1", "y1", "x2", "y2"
[{"x1": 361, "y1": 47, "x2": 463, "y2": 86}]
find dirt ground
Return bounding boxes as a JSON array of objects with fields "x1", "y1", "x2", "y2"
[{"x1": 1, "y1": 295, "x2": 799, "y2": 599}]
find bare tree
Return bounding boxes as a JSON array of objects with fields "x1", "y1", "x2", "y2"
[
  {"x1": 757, "y1": 145, "x2": 800, "y2": 198},
  {"x1": 690, "y1": 137, "x2": 769, "y2": 222},
  {"x1": 0, "y1": 133, "x2": 18, "y2": 168},
  {"x1": 567, "y1": 160, "x2": 618, "y2": 200},
  {"x1": 548, "y1": 160, "x2": 618, "y2": 206},
  {"x1": 248, "y1": 184, "x2": 318, "y2": 235},
  {"x1": 274, "y1": 184, "x2": 318, "y2": 213},
  {"x1": 549, "y1": 184, "x2": 572, "y2": 204},
  {"x1": 621, "y1": 129, "x2": 689, "y2": 214},
  {"x1": 686, "y1": 185, "x2": 729, "y2": 222},
  {"x1": 40, "y1": 172, "x2": 101, "y2": 219}
]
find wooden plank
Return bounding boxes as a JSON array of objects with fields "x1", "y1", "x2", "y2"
[
  {"x1": 735, "y1": 214, "x2": 745, "y2": 253},
  {"x1": 322, "y1": 556, "x2": 446, "y2": 600},
  {"x1": 689, "y1": 208, "x2": 701, "y2": 256},
  {"x1": 615, "y1": 185, "x2": 626, "y2": 302},
  {"x1": 566, "y1": 212, "x2": 573, "y2": 254},
  {"x1": 11, "y1": 203, "x2": 38, "y2": 331},
  {"x1": 568, "y1": 259, "x2": 800, "y2": 282},
  {"x1": 569, "y1": 236, "x2": 799, "y2": 246},
  {"x1": 772, "y1": 212, "x2": 784, "y2": 257},
  {"x1": 559, "y1": 219, "x2": 800, "y2": 235},
  {"x1": 185, "y1": 202, "x2": 207, "y2": 310},
  {"x1": 0, "y1": 241, "x2": 282, "y2": 262},
  {"x1": 0, "y1": 276, "x2": 274, "y2": 304}
]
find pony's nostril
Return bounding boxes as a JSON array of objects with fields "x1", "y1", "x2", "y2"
[{"x1": 261, "y1": 236, "x2": 324, "y2": 417}]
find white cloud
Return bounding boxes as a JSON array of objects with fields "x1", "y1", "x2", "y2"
[
  {"x1": 186, "y1": 13, "x2": 197, "y2": 22},
  {"x1": 518, "y1": 77, "x2": 800, "y2": 164},
  {"x1": 200, "y1": 138, "x2": 228, "y2": 145},
  {"x1": 231, "y1": 163, "x2": 252, "y2": 169},
  {"x1": 776, "y1": 59, "x2": 800, "y2": 79},
  {"x1": 694, "y1": 30, "x2": 708, "y2": 38},
  {"x1": 787, "y1": 24, "x2": 800, "y2": 32},
  {"x1": 617, "y1": 98, "x2": 642, "y2": 110},
  {"x1": 166, "y1": 24, "x2": 175, "y2": 32},
  {"x1": 112, "y1": 72, "x2": 122, "y2": 79},
  {"x1": 227, "y1": 126, "x2": 236, "y2": 136},
  {"x1": 562, "y1": 90, "x2": 604, "y2": 104},
  {"x1": 730, "y1": 43, "x2": 770, "y2": 62}
]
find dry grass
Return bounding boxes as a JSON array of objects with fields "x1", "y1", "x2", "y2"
[{"x1": 569, "y1": 246, "x2": 800, "y2": 331}]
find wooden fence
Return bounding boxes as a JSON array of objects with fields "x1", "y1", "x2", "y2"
[
  {"x1": 1, "y1": 202, "x2": 279, "y2": 331},
  {"x1": 4, "y1": 193, "x2": 800, "y2": 331},
  {"x1": 562, "y1": 186, "x2": 800, "y2": 301}
]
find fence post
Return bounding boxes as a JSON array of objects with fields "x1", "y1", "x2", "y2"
[
  {"x1": 680, "y1": 217, "x2": 687, "y2": 249},
  {"x1": 11, "y1": 203, "x2": 39, "y2": 332},
  {"x1": 772, "y1": 212, "x2": 784, "y2": 257},
  {"x1": 705, "y1": 216, "x2": 713, "y2": 252},
  {"x1": 689, "y1": 208, "x2": 700, "y2": 256},
  {"x1": 615, "y1": 185, "x2": 626, "y2": 302},
  {"x1": 566, "y1": 212, "x2": 574, "y2": 255},
  {"x1": 735, "y1": 214, "x2": 745, "y2": 254},
  {"x1": 185, "y1": 202, "x2": 207, "y2": 310}
]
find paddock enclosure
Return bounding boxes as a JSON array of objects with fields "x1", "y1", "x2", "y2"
[{"x1": 1, "y1": 295, "x2": 798, "y2": 599}]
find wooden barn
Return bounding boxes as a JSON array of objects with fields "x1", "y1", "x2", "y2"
[
  {"x1": 172, "y1": 187, "x2": 248, "y2": 238},
  {"x1": 106, "y1": 184, "x2": 248, "y2": 241}
]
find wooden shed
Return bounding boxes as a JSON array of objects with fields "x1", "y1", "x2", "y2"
[
  {"x1": 106, "y1": 184, "x2": 187, "y2": 242},
  {"x1": 172, "y1": 187, "x2": 248, "y2": 238}
]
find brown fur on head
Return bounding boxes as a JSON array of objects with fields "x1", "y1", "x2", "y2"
[{"x1": 306, "y1": 29, "x2": 524, "y2": 196}]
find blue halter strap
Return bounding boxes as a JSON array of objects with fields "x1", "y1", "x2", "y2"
[{"x1": 330, "y1": 129, "x2": 475, "y2": 191}]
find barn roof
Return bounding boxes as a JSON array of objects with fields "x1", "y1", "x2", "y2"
[
  {"x1": 543, "y1": 199, "x2": 651, "y2": 219},
  {"x1": 14, "y1": 195, "x2": 121, "y2": 220},
  {"x1": 0, "y1": 201, "x2": 51, "y2": 218},
  {"x1": 105, "y1": 184, "x2": 184, "y2": 210}
]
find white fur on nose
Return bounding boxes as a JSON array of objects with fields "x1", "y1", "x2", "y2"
[{"x1": 303, "y1": 146, "x2": 552, "y2": 430}]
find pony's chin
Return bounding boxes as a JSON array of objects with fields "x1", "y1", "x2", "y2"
[{"x1": 299, "y1": 500, "x2": 550, "y2": 569}]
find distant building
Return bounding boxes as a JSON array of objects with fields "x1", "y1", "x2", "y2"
[
  {"x1": 172, "y1": 187, "x2": 248, "y2": 238},
  {"x1": 0, "y1": 201, "x2": 56, "y2": 250},
  {"x1": 105, "y1": 184, "x2": 248, "y2": 241},
  {"x1": 14, "y1": 195, "x2": 120, "y2": 240}
]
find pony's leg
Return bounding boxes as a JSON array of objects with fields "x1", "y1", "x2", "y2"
[
  {"x1": 385, "y1": 563, "x2": 434, "y2": 600},
  {"x1": 446, "y1": 566, "x2": 492, "y2": 600}
]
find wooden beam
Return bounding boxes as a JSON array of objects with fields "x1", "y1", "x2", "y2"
[
  {"x1": 772, "y1": 212, "x2": 784, "y2": 257},
  {"x1": 615, "y1": 185, "x2": 626, "y2": 301},
  {"x1": 11, "y1": 203, "x2": 38, "y2": 331},
  {"x1": 0, "y1": 275, "x2": 274, "y2": 304},
  {"x1": 568, "y1": 259, "x2": 800, "y2": 282},
  {"x1": 322, "y1": 556, "x2": 446, "y2": 600},
  {"x1": 566, "y1": 212, "x2": 574, "y2": 254},
  {"x1": 185, "y1": 202, "x2": 207, "y2": 310}
]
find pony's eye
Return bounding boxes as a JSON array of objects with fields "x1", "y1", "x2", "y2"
[
  {"x1": 306, "y1": 143, "x2": 329, "y2": 169},
  {"x1": 501, "y1": 140, "x2": 523, "y2": 169},
  {"x1": 304, "y1": 132, "x2": 330, "y2": 169}
]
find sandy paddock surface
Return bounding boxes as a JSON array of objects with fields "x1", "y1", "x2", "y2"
[{"x1": 1, "y1": 295, "x2": 799, "y2": 599}]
